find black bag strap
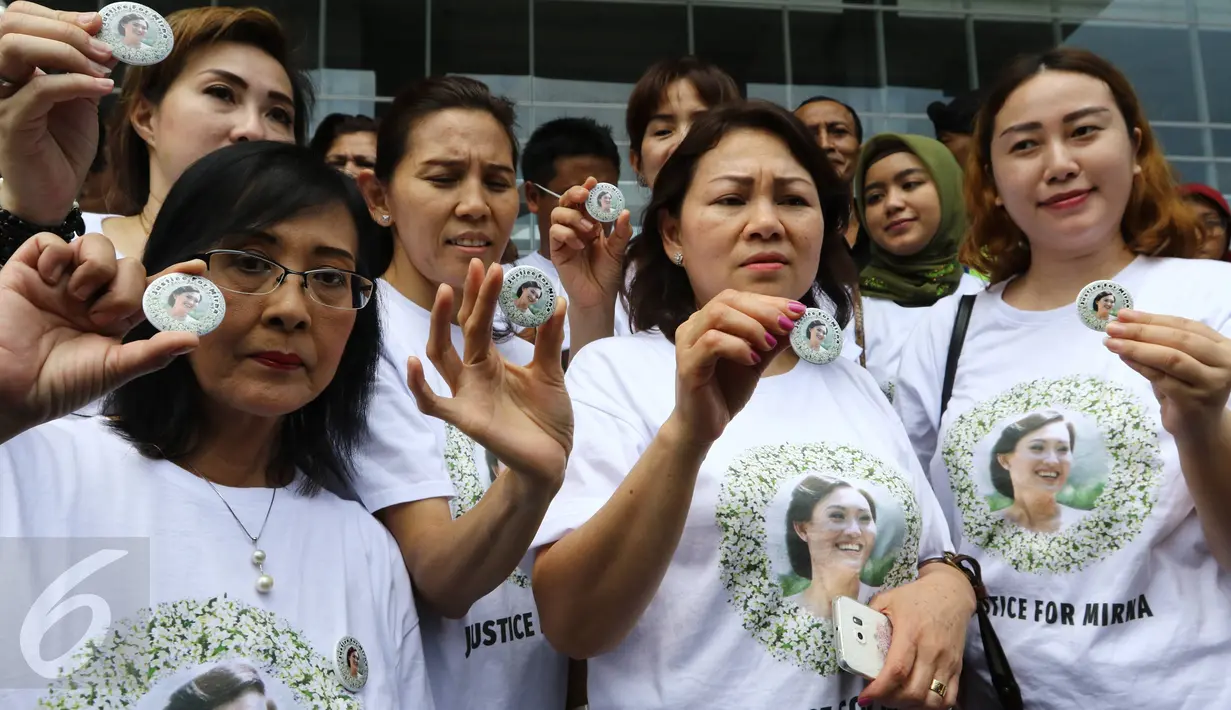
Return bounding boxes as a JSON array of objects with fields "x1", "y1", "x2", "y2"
[{"x1": 940, "y1": 294, "x2": 976, "y2": 418}]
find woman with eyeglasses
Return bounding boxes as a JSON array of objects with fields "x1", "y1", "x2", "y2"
[
  {"x1": 0, "y1": 140, "x2": 433, "y2": 707},
  {"x1": 0, "y1": 3, "x2": 308, "y2": 260}
]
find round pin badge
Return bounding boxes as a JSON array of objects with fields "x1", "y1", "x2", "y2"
[
  {"x1": 142, "y1": 273, "x2": 225, "y2": 337},
  {"x1": 335, "y1": 636, "x2": 369, "y2": 693},
  {"x1": 99, "y1": 3, "x2": 174, "y2": 66},
  {"x1": 790, "y1": 308, "x2": 843, "y2": 365},
  {"x1": 1077, "y1": 279, "x2": 1133, "y2": 332},
  {"x1": 499, "y1": 265, "x2": 557, "y2": 329},
  {"x1": 584, "y1": 182, "x2": 626, "y2": 224}
]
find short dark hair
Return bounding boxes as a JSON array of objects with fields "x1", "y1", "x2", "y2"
[
  {"x1": 375, "y1": 76, "x2": 518, "y2": 184},
  {"x1": 516, "y1": 281, "x2": 541, "y2": 297},
  {"x1": 165, "y1": 661, "x2": 266, "y2": 710},
  {"x1": 795, "y1": 96, "x2": 864, "y2": 143},
  {"x1": 625, "y1": 100, "x2": 857, "y2": 340},
  {"x1": 309, "y1": 113, "x2": 379, "y2": 159},
  {"x1": 521, "y1": 117, "x2": 620, "y2": 188},
  {"x1": 1093, "y1": 292, "x2": 1113, "y2": 311},
  {"x1": 989, "y1": 411, "x2": 1077, "y2": 499},
  {"x1": 786, "y1": 475, "x2": 877, "y2": 578},
  {"x1": 108, "y1": 7, "x2": 313, "y2": 215},
  {"x1": 626, "y1": 56, "x2": 741, "y2": 160},
  {"x1": 118, "y1": 13, "x2": 145, "y2": 30},
  {"x1": 104, "y1": 142, "x2": 390, "y2": 497}
]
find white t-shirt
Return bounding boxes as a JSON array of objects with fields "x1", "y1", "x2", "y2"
[
  {"x1": 0, "y1": 416, "x2": 432, "y2": 709},
  {"x1": 855, "y1": 274, "x2": 988, "y2": 401},
  {"x1": 894, "y1": 256, "x2": 1231, "y2": 708},
  {"x1": 81, "y1": 211, "x2": 121, "y2": 238},
  {"x1": 350, "y1": 281, "x2": 567, "y2": 710},
  {"x1": 533, "y1": 332, "x2": 954, "y2": 710}
]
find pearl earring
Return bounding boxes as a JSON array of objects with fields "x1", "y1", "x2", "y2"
[{"x1": 673, "y1": 252, "x2": 684, "y2": 266}]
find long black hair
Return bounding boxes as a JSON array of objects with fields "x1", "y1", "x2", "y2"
[{"x1": 104, "y1": 141, "x2": 391, "y2": 495}]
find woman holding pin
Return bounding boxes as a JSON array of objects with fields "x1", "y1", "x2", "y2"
[
  {"x1": 894, "y1": 48, "x2": 1231, "y2": 709},
  {"x1": 531, "y1": 102, "x2": 976, "y2": 710},
  {"x1": 0, "y1": 140, "x2": 433, "y2": 708},
  {"x1": 0, "y1": 3, "x2": 308, "y2": 262}
]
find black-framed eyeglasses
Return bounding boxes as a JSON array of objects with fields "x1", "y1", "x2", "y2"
[{"x1": 197, "y1": 250, "x2": 375, "y2": 310}]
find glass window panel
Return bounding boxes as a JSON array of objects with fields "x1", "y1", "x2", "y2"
[
  {"x1": 326, "y1": 0, "x2": 426, "y2": 97},
  {"x1": 535, "y1": 2, "x2": 688, "y2": 85},
  {"x1": 1052, "y1": 0, "x2": 1187, "y2": 24},
  {"x1": 1213, "y1": 130, "x2": 1231, "y2": 159},
  {"x1": 432, "y1": 0, "x2": 528, "y2": 76},
  {"x1": 1197, "y1": 0, "x2": 1231, "y2": 25},
  {"x1": 218, "y1": 0, "x2": 320, "y2": 69},
  {"x1": 974, "y1": 19, "x2": 1055, "y2": 88},
  {"x1": 789, "y1": 8, "x2": 878, "y2": 89},
  {"x1": 884, "y1": 11, "x2": 969, "y2": 103},
  {"x1": 1153, "y1": 127, "x2": 1206, "y2": 157},
  {"x1": 694, "y1": 6, "x2": 785, "y2": 86},
  {"x1": 1214, "y1": 162, "x2": 1231, "y2": 192},
  {"x1": 1061, "y1": 23, "x2": 1197, "y2": 122},
  {"x1": 1168, "y1": 159, "x2": 1213, "y2": 186},
  {"x1": 1200, "y1": 29, "x2": 1231, "y2": 124}
]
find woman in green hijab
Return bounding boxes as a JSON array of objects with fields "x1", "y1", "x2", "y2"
[{"x1": 849, "y1": 133, "x2": 984, "y2": 399}]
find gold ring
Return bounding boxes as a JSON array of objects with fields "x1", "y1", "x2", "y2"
[{"x1": 930, "y1": 679, "x2": 947, "y2": 696}]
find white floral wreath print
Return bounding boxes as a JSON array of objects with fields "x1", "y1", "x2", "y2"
[
  {"x1": 942, "y1": 375, "x2": 1163, "y2": 575},
  {"x1": 445, "y1": 424, "x2": 531, "y2": 588},
  {"x1": 716, "y1": 442, "x2": 921, "y2": 676},
  {"x1": 39, "y1": 595, "x2": 360, "y2": 709}
]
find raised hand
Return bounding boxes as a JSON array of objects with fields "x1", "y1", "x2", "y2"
[
  {"x1": 1105, "y1": 309, "x2": 1231, "y2": 437},
  {"x1": 407, "y1": 258, "x2": 573, "y2": 487},
  {"x1": 0, "y1": 3, "x2": 116, "y2": 224},
  {"x1": 669, "y1": 290, "x2": 805, "y2": 446},
  {"x1": 0, "y1": 233, "x2": 199, "y2": 443},
  {"x1": 548, "y1": 177, "x2": 633, "y2": 313}
]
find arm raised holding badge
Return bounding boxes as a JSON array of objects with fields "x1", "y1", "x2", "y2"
[
  {"x1": 1105, "y1": 309, "x2": 1231, "y2": 571},
  {"x1": 547, "y1": 177, "x2": 633, "y2": 356},
  {"x1": 0, "y1": 232, "x2": 198, "y2": 445}
]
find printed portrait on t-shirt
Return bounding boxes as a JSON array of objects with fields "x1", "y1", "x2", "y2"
[
  {"x1": 943, "y1": 376, "x2": 1163, "y2": 575},
  {"x1": 771, "y1": 473, "x2": 907, "y2": 620},
  {"x1": 40, "y1": 597, "x2": 361, "y2": 709},
  {"x1": 716, "y1": 443, "x2": 921, "y2": 676},
  {"x1": 444, "y1": 424, "x2": 530, "y2": 588}
]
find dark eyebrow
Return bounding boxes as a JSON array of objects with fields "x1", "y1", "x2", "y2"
[
  {"x1": 998, "y1": 106, "x2": 1112, "y2": 138},
  {"x1": 709, "y1": 175, "x2": 813, "y2": 188},
  {"x1": 863, "y1": 167, "x2": 927, "y2": 194},
  {"x1": 236, "y1": 231, "x2": 358, "y2": 265},
  {"x1": 199, "y1": 69, "x2": 294, "y2": 107},
  {"x1": 422, "y1": 158, "x2": 516, "y2": 177}
]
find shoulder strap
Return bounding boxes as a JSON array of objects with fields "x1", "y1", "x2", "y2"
[{"x1": 939, "y1": 294, "x2": 976, "y2": 419}]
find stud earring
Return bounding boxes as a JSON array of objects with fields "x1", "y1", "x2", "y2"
[
  {"x1": 380, "y1": 214, "x2": 391, "y2": 224},
  {"x1": 673, "y1": 252, "x2": 684, "y2": 266}
]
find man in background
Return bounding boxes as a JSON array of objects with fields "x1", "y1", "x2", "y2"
[
  {"x1": 927, "y1": 89, "x2": 985, "y2": 170},
  {"x1": 516, "y1": 117, "x2": 621, "y2": 359}
]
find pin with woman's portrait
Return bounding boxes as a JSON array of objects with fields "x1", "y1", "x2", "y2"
[
  {"x1": 143, "y1": 273, "x2": 226, "y2": 336},
  {"x1": 498, "y1": 265, "x2": 557, "y2": 329},
  {"x1": 584, "y1": 182, "x2": 626, "y2": 224},
  {"x1": 334, "y1": 636, "x2": 369, "y2": 692},
  {"x1": 789, "y1": 308, "x2": 842, "y2": 365},
  {"x1": 99, "y1": 3, "x2": 174, "y2": 66},
  {"x1": 1077, "y1": 279, "x2": 1132, "y2": 332}
]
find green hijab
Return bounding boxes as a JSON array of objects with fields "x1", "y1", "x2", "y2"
[{"x1": 853, "y1": 133, "x2": 967, "y2": 307}]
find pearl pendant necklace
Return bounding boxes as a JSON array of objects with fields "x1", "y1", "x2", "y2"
[{"x1": 183, "y1": 460, "x2": 278, "y2": 594}]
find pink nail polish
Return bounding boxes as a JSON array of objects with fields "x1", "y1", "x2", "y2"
[
  {"x1": 857, "y1": 699, "x2": 870, "y2": 708},
  {"x1": 788, "y1": 301, "x2": 807, "y2": 314},
  {"x1": 765, "y1": 333, "x2": 777, "y2": 348},
  {"x1": 750, "y1": 351, "x2": 762, "y2": 365},
  {"x1": 778, "y1": 316, "x2": 795, "y2": 331}
]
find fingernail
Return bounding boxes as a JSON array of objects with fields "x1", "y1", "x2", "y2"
[
  {"x1": 78, "y1": 12, "x2": 99, "y2": 24},
  {"x1": 765, "y1": 333, "x2": 778, "y2": 348},
  {"x1": 857, "y1": 698, "x2": 871, "y2": 708},
  {"x1": 778, "y1": 316, "x2": 795, "y2": 331},
  {"x1": 579, "y1": 219, "x2": 594, "y2": 231},
  {"x1": 89, "y1": 60, "x2": 112, "y2": 77},
  {"x1": 171, "y1": 346, "x2": 196, "y2": 358},
  {"x1": 750, "y1": 351, "x2": 762, "y2": 365},
  {"x1": 95, "y1": 78, "x2": 114, "y2": 91},
  {"x1": 788, "y1": 301, "x2": 807, "y2": 314},
  {"x1": 90, "y1": 38, "x2": 112, "y2": 55}
]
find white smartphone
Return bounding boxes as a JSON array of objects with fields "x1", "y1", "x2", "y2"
[{"x1": 832, "y1": 596, "x2": 893, "y2": 680}]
